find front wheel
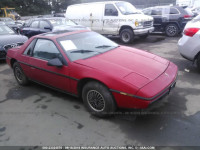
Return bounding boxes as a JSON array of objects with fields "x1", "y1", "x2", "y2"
[
  {"x1": 13, "y1": 62, "x2": 29, "y2": 86},
  {"x1": 165, "y1": 24, "x2": 179, "y2": 37},
  {"x1": 82, "y1": 81, "x2": 116, "y2": 117},
  {"x1": 120, "y1": 29, "x2": 134, "y2": 44}
]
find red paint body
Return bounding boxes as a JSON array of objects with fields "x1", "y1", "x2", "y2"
[{"x1": 6, "y1": 31, "x2": 178, "y2": 109}]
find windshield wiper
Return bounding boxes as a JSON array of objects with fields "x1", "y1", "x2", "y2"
[
  {"x1": 95, "y1": 45, "x2": 112, "y2": 49},
  {"x1": 70, "y1": 50, "x2": 100, "y2": 53}
]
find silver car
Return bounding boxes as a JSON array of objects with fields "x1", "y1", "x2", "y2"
[{"x1": 178, "y1": 15, "x2": 200, "y2": 70}]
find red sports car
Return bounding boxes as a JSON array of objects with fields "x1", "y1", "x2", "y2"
[{"x1": 6, "y1": 30, "x2": 178, "y2": 117}]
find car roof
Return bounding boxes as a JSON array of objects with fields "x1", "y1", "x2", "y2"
[
  {"x1": 0, "y1": 21, "x2": 6, "y2": 25},
  {"x1": 33, "y1": 17, "x2": 65, "y2": 21},
  {"x1": 69, "y1": 1, "x2": 129, "y2": 6},
  {"x1": 35, "y1": 30, "x2": 90, "y2": 39}
]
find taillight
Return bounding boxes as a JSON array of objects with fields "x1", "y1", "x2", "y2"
[
  {"x1": 184, "y1": 28, "x2": 200, "y2": 37},
  {"x1": 184, "y1": 15, "x2": 192, "y2": 19},
  {"x1": 20, "y1": 28, "x2": 23, "y2": 34}
]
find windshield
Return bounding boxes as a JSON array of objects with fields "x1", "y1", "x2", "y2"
[
  {"x1": 58, "y1": 32, "x2": 118, "y2": 61},
  {"x1": 6, "y1": 9, "x2": 16, "y2": 14},
  {"x1": 49, "y1": 18, "x2": 77, "y2": 27},
  {"x1": 115, "y1": 2, "x2": 140, "y2": 15},
  {"x1": 1, "y1": 18, "x2": 15, "y2": 25},
  {"x1": 0, "y1": 25, "x2": 15, "y2": 35}
]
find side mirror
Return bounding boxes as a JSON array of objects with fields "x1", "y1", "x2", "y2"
[
  {"x1": 47, "y1": 58, "x2": 63, "y2": 68},
  {"x1": 44, "y1": 26, "x2": 51, "y2": 30}
]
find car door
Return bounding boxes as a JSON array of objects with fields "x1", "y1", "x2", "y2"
[
  {"x1": 39, "y1": 20, "x2": 52, "y2": 34},
  {"x1": 102, "y1": 4, "x2": 119, "y2": 35},
  {"x1": 151, "y1": 7, "x2": 163, "y2": 32},
  {"x1": 19, "y1": 39, "x2": 37, "y2": 78},
  {"x1": 28, "y1": 38, "x2": 70, "y2": 92},
  {"x1": 23, "y1": 20, "x2": 40, "y2": 37}
]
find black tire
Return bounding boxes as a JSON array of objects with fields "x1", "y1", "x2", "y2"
[
  {"x1": 13, "y1": 62, "x2": 29, "y2": 86},
  {"x1": 165, "y1": 24, "x2": 179, "y2": 37},
  {"x1": 120, "y1": 28, "x2": 134, "y2": 44},
  {"x1": 197, "y1": 54, "x2": 200, "y2": 71},
  {"x1": 82, "y1": 81, "x2": 116, "y2": 117}
]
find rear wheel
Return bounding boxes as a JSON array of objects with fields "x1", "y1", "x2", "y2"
[
  {"x1": 82, "y1": 81, "x2": 116, "y2": 117},
  {"x1": 165, "y1": 24, "x2": 179, "y2": 37},
  {"x1": 120, "y1": 29, "x2": 134, "y2": 44},
  {"x1": 13, "y1": 62, "x2": 29, "y2": 85}
]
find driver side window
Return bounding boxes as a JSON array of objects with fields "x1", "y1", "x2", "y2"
[
  {"x1": 151, "y1": 8, "x2": 162, "y2": 16},
  {"x1": 105, "y1": 4, "x2": 118, "y2": 16},
  {"x1": 33, "y1": 39, "x2": 61, "y2": 61},
  {"x1": 39, "y1": 21, "x2": 51, "y2": 29}
]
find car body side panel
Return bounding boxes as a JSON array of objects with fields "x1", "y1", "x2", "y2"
[
  {"x1": 69, "y1": 62, "x2": 139, "y2": 96},
  {"x1": 28, "y1": 57, "x2": 70, "y2": 92},
  {"x1": 178, "y1": 31, "x2": 200, "y2": 60}
]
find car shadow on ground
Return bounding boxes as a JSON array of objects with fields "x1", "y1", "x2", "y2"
[
  {"x1": 109, "y1": 34, "x2": 166, "y2": 46},
  {"x1": 0, "y1": 60, "x2": 6, "y2": 64}
]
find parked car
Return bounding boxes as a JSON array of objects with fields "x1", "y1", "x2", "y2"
[
  {"x1": 191, "y1": 7, "x2": 200, "y2": 16},
  {"x1": 20, "y1": 17, "x2": 89, "y2": 38},
  {"x1": 0, "y1": 17, "x2": 22, "y2": 33},
  {"x1": 6, "y1": 30, "x2": 178, "y2": 117},
  {"x1": 0, "y1": 25, "x2": 28, "y2": 60},
  {"x1": 66, "y1": 1, "x2": 154, "y2": 44},
  {"x1": 0, "y1": 21, "x2": 5, "y2": 25},
  {"x1": 143, "y1": 6, "x2": 193, "y2": 36},
  {"x1": 53, "y1": 13, "x2": 65, "y2": 17},
  {"x1": 178, "y1": 14, "x2": 200, "y2": 70}
]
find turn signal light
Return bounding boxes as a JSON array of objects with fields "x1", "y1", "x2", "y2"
[{"x1": 184, "y1": 28, "x2": 200, "y2": 37}]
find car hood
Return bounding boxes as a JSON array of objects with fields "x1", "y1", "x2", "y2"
[
  {"x1": 0, "y1": 34, "x2": 28, "y2": 46},
  {"x1": 75, "y1": 46, "x2": 170, "y2": 88},
  {"x1": 52, "y1": 25, "x2": 89, "y2": 32}
]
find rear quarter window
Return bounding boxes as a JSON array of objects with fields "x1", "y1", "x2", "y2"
[{"x1": 170, "y1": 8, "x2": 180, "y2": 14}]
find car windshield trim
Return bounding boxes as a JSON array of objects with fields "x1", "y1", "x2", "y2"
[
  {"x1": 115, "y1": 2, "x2": 141, "y2": 15},
  {"x1": 57, "y1": 32, "x2": 119, "y2": 62},
  {"x1": 0, "y1": 25, "x2": 15, "y2": 35}
]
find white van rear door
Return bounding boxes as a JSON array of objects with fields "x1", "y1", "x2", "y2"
[{"x1": 88, "y1": 3, "x2": 104, "y2": 33}]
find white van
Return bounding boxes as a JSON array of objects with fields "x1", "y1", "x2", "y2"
[{"x1": 66, "y1": 1, "x2": 154, "y2": 43}]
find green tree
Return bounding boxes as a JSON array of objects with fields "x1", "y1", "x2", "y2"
[{"x1": 0, "y1": 0, "x2": 51, "y2": 16}]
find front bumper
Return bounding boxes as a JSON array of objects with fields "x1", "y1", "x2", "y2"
[
  {"x1": 134, "y1": 27, "x2": 155, "y2": 35},
  {"x1": 111, "y1": 62, "x2": 178, "y2": 109}
]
